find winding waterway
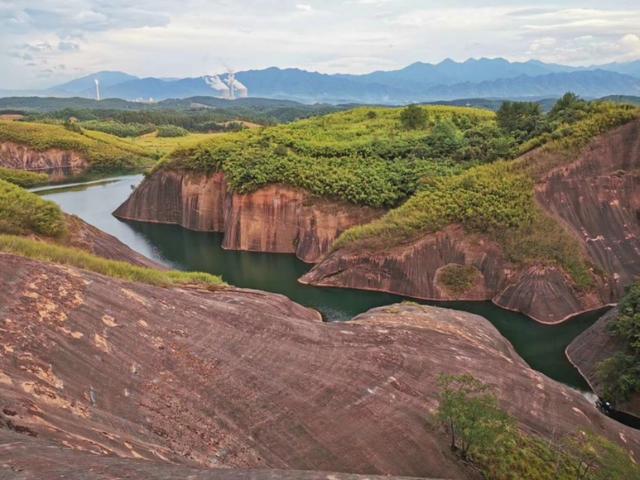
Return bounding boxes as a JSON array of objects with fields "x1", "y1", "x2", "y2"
[{"x1": 38, "y1": 175, "x2": 606, "y2": 390}]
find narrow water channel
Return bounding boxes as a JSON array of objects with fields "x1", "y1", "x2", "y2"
[{"x1": 38, "y1": 175, "x2": 605, "y2": 390}]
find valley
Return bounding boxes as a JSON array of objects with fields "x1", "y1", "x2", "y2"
[{"x1": 1, "y1": 94, "x2": 640, "y2": 479}]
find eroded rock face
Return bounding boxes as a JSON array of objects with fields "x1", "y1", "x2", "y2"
[
  {"x1": 536, "y1": 118, "x2": 640, "y2": 301},
  {"x1": 0, "y1": 431, "x2": 427, "y2": 480},
  {"x1": 567, "y1": 308, "x2": 640, "y2": 417},
  {"x1": 300, "y1": 226, "x2": 601, "y2": 323},
  {"x1": 0, "y1": 141, "x2": 88, "y2": 180},
  {"x1": 304, "y1": 120, "x2": 640, "y2": 323},
  {"x1": 0, "y1": 253, "x2": 638, "y2": 478},
  {"x1": 114, "y1": 170, "x2": 382, "y2": 263}
]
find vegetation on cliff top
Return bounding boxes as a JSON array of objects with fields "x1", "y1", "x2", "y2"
[
  {"x1": 597, "y1": 283, "x2": 640, "y2": 404},
  {"x1": 436, "y1": 374, "x2": 640, "y2": 479},
  {"x1": 0, "y1": 120, "x2": 154, "y2": 173},
  {"x1": 0, "y1": 166, "x2": 48, "y2": 188},
  {"x1": 0, "y1": 234, "x2": 225, "y2": 288},
  {"x1": 163, "y1": 105, "x2": 510, "y2": 207},
  {"x1": 334, "y1": 100, "x2": 638, "y2": 288},
  {"x1": 0, "y1": 178, "x2": 66, "y2": 237}
]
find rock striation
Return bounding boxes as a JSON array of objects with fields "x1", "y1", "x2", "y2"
[
  {"x1": 303, "y1": 119, "x2": 640, "y2": 323},
  {"x1": 113, "y1": 170, "x2": 382, "y2": 263},
  {"x1": 1, "y1": 253, "x2": 638, "y2": 478},
  {"x1": 0, "y1": 141, "x2": 88, "y2": 180}
]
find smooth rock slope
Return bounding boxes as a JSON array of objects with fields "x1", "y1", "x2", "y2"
[{"x1": 1, "y1": 253, "x2": 638, "y2": 478}]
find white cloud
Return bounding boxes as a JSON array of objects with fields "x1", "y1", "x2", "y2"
[{"x1": 1, "y1": 1, "x2": 639, "y2": 89}]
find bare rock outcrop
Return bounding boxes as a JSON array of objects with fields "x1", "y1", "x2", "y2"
[
  {"x1": 535, "y1": 118, "x2": 640, "y2": 300},
  {"x1": 114, "y1": 170, "x2": 382, "y2": 263},
  {"x1": 1, "y1": 253, "x2": 638, "y2": 478},
  {"x1": 567, "y1": 308, "x2": 640, "y2": 417},
  {"x1": 0, "y1": 141, "x2": 88, "y2": 180},
  {"x1": 303, "y1": 119, "x2": 640, "y2": 323}
]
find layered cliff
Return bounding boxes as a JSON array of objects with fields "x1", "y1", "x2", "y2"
[
  {"x1": 0, "y1": 141, "x2": 88, "y2": 181},
  {"x1": 114, "y1": 170, "x2": 382, "y2": 263},
  {"x1": 2, "y1": 253, "x2": 638, "y2": 478},
  {"x1": 302, "y1": 119, "x2": 640, "y2": 323}
]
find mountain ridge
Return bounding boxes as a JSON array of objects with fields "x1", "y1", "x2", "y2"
[{"x1": 4, "y1": 57, "x2": 640, "y2": 104}]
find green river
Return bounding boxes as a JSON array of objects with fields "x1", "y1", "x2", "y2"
[{"x1": 38, "y1": 175, "x2": 606, "y2": 391}]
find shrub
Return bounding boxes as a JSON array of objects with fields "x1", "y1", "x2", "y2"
[
  {"x1": 596, "y1": 283, "x2": 640, "y2": 403},
  {"x1": 0, "y1": 167, "x2": 48, "y2": 187},
  {"x1": 0, "y1": 179, "x2": 66, "y2": 237},
  {"x1": 400, "y1": 104, "x2": 428, "y2": 130},
  {"x1": 79, "y1": 120, "x2": 156, "y2": 137},
  {"x1": 156, "y1": 124, "x2": 189, "y2": 137},
  {"x1": 164, "y1": 106, "x2": 498, "y2": 207},
  {"x1": 435, "y1": 374, "x2": 640, "y2": 479},
  {"x1": 438, "y1": 264, "x2": 478, "y2": 295}
]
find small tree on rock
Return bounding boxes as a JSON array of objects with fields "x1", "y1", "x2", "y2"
[{"x1": 436, "y1": 373, "x2": 513, "y2": 460}]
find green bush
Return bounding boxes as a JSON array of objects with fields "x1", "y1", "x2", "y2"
[
  {"x1": 0, "y1": 167, "x2": 48, "y2": 187},
  {"x1": 79, "y1": 119, "x2": 155, "y2": 137},
  {"x1": 435, "y1": 374, "x2": 640, "y2": 479},
  {"x1": 400, "y1": 104, "x2": 428, "y2": 130},
  {"x1": 156, "y1": 124, "x2": 189, "y2": 137},
  {"x1": 597, "y1": 283, "x2": 640, "y2": 403},
  {"x1": 439, "y1": 264, "x2": 478, "y2": 294},
  {"x1": 0, "y1": 179, "x2": 66, "y2": 237},
  {"x1": 334, "y1": 101, "x2": 637, "y2": 286}
]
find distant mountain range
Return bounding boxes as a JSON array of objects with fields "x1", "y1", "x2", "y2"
[{"x1": 2, "y1": 58, "x2": 640, "y2": 104}]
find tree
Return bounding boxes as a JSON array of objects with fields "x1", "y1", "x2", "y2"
[
  {"x1": 427, "y1": 119, "x2": 464, "y2": 158},
  {"x1": 548, "y1": 92, "x2": 590, "y2": 124},
  {"x1": 436, "y1": 374, "x2": 513, "y2": 459},
  {"x1": 400, "y1": 104, "x2": 428, "y2": 130},
  {"x1": 496, "y1": 101, "x2": 547, "y2": 142},
  {"x1": 565, "y1": 431, "x2": 640, "y2": 480}
]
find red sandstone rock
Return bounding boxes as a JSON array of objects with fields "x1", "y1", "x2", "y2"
[
  {"x1": 0, "y1": 141, "x2": 88, "y2": 181},
  {"x1": 0, "y1": 253, "x2": 638, "y2": 478},
  {"x1": 63, "y1": 214, "x2": 165, "y2": 268},
  {"x1": 114, "y1": 170, "x2": 382, "y2": 263},
  {"x1": 567, "y1": 308, "x2": 640, "y2": 417},
  {"x1": 303, "y1": 119, "x2": 640, "y2": 323}
]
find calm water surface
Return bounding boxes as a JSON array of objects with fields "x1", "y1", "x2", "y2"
[{"x1": 38, "y1": 175, "x2": 604, "y2": 390}]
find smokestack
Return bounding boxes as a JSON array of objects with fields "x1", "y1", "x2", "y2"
[{"x1": 94, "y1": 78, "x2": 101, "y2": 101}]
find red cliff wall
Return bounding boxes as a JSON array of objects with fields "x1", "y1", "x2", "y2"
[
  {"x1": 0, "y1": 141, "x2": 88, "y2": 180},
  {"x1": 302, "y1": 120, "x2": 640, "y2": 323},
  {"x1": 114, "y1": 170, "x2": 383, "y2": 263}
]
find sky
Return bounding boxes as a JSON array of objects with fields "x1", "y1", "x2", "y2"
[{"x1": 1, "y1": 0, "x2": 640, "y2": 89}]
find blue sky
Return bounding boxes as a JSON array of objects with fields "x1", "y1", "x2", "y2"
[{"x1": 1, "y1": 0, "x2": 640, "y2": 89}]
